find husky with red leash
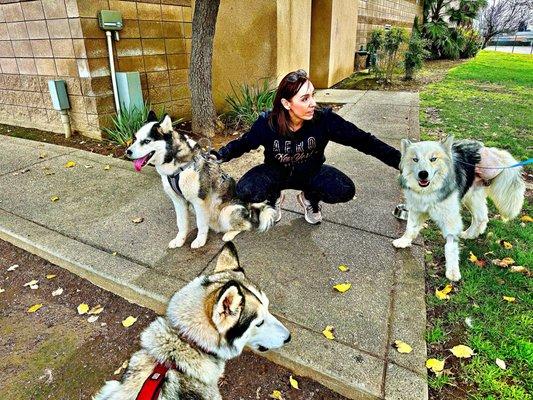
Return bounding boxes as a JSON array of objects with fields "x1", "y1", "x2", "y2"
[
  {"x1": 93, "y1": 242, "x2": 291, "y2": 400},
  {"x1": 394, "y1": 135, "x2": 525, "y2": 281}
]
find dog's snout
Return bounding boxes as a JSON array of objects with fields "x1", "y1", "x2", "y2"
[
  {"x1": 284, "y1": 334, "x2": 292, "y2": 344},
  {"x1": 418, "y1": 170, "x2": 429, "y2": 180},
  {"x1": 126, "y1": 148, "x2": 133, "y2": 157}
]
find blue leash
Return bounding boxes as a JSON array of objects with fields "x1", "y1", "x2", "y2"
[{"x1": 458, "y1": 158, "x2": 533, "y2": 169}]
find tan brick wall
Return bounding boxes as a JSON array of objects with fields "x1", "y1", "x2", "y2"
[
  {"x1": 0, "y1": 0, "x2": 191, "y2": 139},
  {"x1": 356, "y1": 0, "x2": 423, "y2": 51}
]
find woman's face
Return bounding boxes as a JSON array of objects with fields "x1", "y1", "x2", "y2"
[{"x1": 285, "y1": 80, "x2": 316, "y2": 123}]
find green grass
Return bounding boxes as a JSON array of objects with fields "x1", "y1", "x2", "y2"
[{"x1": 420, "y1": 50, "x2": 533, "y2": 399}]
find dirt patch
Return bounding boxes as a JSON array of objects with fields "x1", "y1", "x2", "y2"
[{"x1": 0, "y1": 240, "x2": 346, "y2": 400}]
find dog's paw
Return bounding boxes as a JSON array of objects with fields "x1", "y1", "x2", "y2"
[
  {"x1": 191, "y1": 236, "x2": 207, "y2": 249},
  {"x1": 222, "y1": 231, "x2": 240, "y2": 242},
  {"x1": 392, "y1": 237, "x2": 412, "y2": 248},
  {"x1": 168, "y1": 235, "x2": 186, "y2": 249},
  {"x1": 445, "y1": 267, "x2": 461, "y2": 282}
]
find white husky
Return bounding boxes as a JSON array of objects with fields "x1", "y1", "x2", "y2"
[{"x1": 394, "y1": 136, "x2": 525, "y2": 281}]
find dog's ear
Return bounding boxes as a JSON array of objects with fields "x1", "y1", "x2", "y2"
[
  {"x1": 441, "y1": 135, "x2": 454, "y2": 154},
  {"x1": 147, "y1": 110, "x2": 158, "y2": 122},
  {"x1": 400, "y1": 138, "x2": 412, "y2": 156},
  {"x1": 212, "y1": 281, "x2": 243, "y2": 332},
  {"x1": 159, "y1": 114, "x2": 173, "y2": 133},
  {"x1": 214, "y1": 242, "x2": 244, "y2": 274}
]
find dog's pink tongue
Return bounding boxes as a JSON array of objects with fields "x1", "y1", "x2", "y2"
[{"x1": 133, "y1": 155, "x2": 148, "y2": 172}]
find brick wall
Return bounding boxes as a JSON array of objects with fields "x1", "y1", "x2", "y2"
[
  {"x1": 0, "y1": 0, "x2": 191, "y2": 139},
  {"x1": 356, "y1": 0, "x2": 423, "y2": 51}
]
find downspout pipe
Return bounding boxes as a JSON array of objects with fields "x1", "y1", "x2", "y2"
[{"x1": 106, "y1": 30, "x2": 121, "y2": 114}]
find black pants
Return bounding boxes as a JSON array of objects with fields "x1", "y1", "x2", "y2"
[{"x1": 236, "y1": 163, "x2": 355, "y2": 209}]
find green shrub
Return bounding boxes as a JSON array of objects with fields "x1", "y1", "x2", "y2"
[
  {"x1": 459, "y1": 28, "x2": 482, "y2": 59},
  {"x1": 367, "y1": 27, "x2": 408, "y2": 83},
  {"x1": 404, "y1": 32, "x2": 430, "y2": 80},
  {"x1": 102, "y1": 103, "x2": 168, "y2": 145},
  {"x1": 224, "y1": 79, "x2": 275, "y2": 130}
]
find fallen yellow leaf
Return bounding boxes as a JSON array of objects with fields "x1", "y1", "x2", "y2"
[
  {"x1": 338, "y1": 265, "x2": 350, "y2": 272},
  {"x1": 435, "y1": 284, "x2": 453, "y2": 300},
  {"x1": 65, "y1": 160, "x2": 76, "y2": 168},
  {"x1": 28, "y1": 304, "x2": 43, "y2": 313},
  {"x1": 450, "y1": 345, "x2": 474, "y2": 358},
  {"x1": 322, "y1": 325, "x2": 335, "y2": 340},
  {"x1": 520, "y1": 215, "x2": 533, "y2": 223},
  {"x1": 468, "y1": 252, "x2": 478, "y2": 263},
  {"x1": 500, "y1": 257, "x2": 515, "y2": 266},
  {"x1": 270, "y1": 390, "x2": 283, "y2": 400},
  {"x1": 122, "y1": 316, "x2": 137, "y2": 327},
  {"x1": 502, "y1": 296, "x2": 516, "y2": 303},
  {"x1": 104, "y1": 164, "x2": 111, "y2": 170},
  {"x1": 46, "y1": 274, "x2": 56, "y2": 279},
  {"x1": 510, "y1": 266, "x2": 529, "y2": 275},
  {"x1": 501, "y1": 240, "x2": 513, "y2": 249},
  {"x1": 88, "y1": 305, "x2": 104, "y2": 315},
  {"x1": 77, "y1": 303, "x2": 89, "y2": 315},
  {"x1": 426, "y1": 358, "x2": 445, "y2": 373},
  {"x1": 394, "y1": 340, "x2": 413, "y2": 354},
  {"x1": 113, "y1": 360, "x2": 129, "y2": 375},
  {"x1": 289, "y1": 375, "x2": 299, "y2": 390},
  {"x1": 50, "y1": 196, "x2": 60, "y2": 202},
  {"x1": 333, "y1": 283, "x2": 352, "y2": 293},
  {"x1": 131, "y1": 217, "x2": 144, "y2": 224}
]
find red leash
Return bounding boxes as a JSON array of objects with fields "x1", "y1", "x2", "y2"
[{"x1": 136, "y1": 362, "x2": 177, "y2": 400}]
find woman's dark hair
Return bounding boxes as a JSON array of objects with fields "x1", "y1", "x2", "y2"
[{"x1": 269, "y1": 69, "x2": 309, "y2": 136}]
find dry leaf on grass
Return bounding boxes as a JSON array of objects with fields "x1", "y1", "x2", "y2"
[
  {"x1": 520, "y1": 215, "x2": 533, "y2": 223},
  {"x1": 46, "y1": 274, "x2": 56, "y2": 279},
  {"x1": 502, "y1": 296, "x2": 516, "y2": 303},
  {"x1": 333, "y1": 283, "x2": 351, "y2": 293},
  {"x1": 0, "y1": 288, "x2": 5, "y2": 294},
  {"x1": 289, "y1": 375, "x2": 299, "y2": 390},
  {"x1": 52, "y1": 288, "x2": 63, "y2": 296},
  {"x1": 435, "y1": 284, "x2": 453, "y2": 300},
  {"x1": 468, "y1": 252, "x2": 478, "y2": 263},
  {"x1": 495, "y1": 358, "x2": 506, "y2": 370},
  {"x1": 113, "y1": 360, "x2": 129, "y2": 375},
  {"x1": 88, "y1": 305, "x2": 104, "y2": 315},
  {"x1": 7, "y1": 264, "x2": 19, "y2": 271},
  {"x1": 24, "y1": 279, "x2": 39, "y2": 287},
  {"x1": 500, "y1": 240, "x2": 513, "y2": 249},
  {"x1": 426, "y1": 358, "x2": 445, "y2": 373},
  {"x1": 87, "y1": 315, "x2": 99, "y2": 323},
  {"x1": 77, "y1": 303, "x2": 89, "y2": 315},
  {"x1": 394, "y1": 340, "x2": 413, "y2": 354},
  {"x1": 28, "y1": 304, "x2": 43, "y2": 313},
  {"x1": 450, "y1": 345, "x2": 474, "y2": 358},
  {"x1": 322, "y1": 326, "x2": 335, "y2": 340},
  {"x1": 122, "y1": 316, "x2": 138, "y2": 327}
]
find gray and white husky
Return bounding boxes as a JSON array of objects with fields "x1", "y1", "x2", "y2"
[
  {"x1": 126, "y1": 111, "x2": 276, "y2": 249},
  {"x1": 394, "y1": 136, "x2": 525, "y2": 281},
  {"x1": 94, "y1": 242, "x2": 291, "y2": 400}
]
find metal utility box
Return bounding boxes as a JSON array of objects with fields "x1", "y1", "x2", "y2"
[
  {"x1": 98, "y1": 10, "x2": 123, "y2": 31},
  {"x1": 116, "y1": 72, "x2": 144, "y2": 111},
  {"x1": 48, "y1": 80, "x2": 70, "y2": 110}
]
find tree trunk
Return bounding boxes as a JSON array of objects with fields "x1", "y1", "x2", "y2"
[{"x1": 189, "y1": 0, "x2": 221, "y2": 138}]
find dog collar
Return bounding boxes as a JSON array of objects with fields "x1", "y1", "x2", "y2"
[
  {"x1": 136, "y1": 362, "x2": 179, "y2": 400},
  {"x1": 177, "y1": 329, "x2": 220, "y2": 359}
]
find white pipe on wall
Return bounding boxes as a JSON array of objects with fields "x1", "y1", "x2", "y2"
[{"x1": 106, "y1": 30, "x2": 121, "y2": 114}]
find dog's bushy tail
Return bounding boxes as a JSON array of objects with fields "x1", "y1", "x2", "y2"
[
  {"x1": 92, "y1": 380, "x2": 121, "y2": 400},
  {"x1": 486, "y1": 149, "x2": 525, "y2": 221},
  {"x1": 250, "y1": 202, "x2": 276, "y2": 232}
]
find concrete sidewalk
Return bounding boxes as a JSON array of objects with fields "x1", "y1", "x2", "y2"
[{"x1": 0, "y1": 90, "x2": 427, "y2": 400}]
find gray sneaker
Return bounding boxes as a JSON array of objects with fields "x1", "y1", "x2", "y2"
[
  {"x1": 275, "y1": 193, "x2": 285, "y2": 223},
  {"x1": 296, "y1": 192, "x2": 322, "y2": 224}
]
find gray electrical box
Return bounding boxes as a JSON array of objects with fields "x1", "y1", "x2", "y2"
[
  {"x1": 98, "y1": 10, "x2": 123, "y2": 31},
  {"x1": 48, "y1": 80, "x2": 70, "y2": 110},
  {"x1": 116, "y1": 72, "x2": 144, "y2": 111}
]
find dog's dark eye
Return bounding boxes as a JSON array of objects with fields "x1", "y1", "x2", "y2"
[
  {"x1": 413, "y1": 158, "x2": 419, "y2": 162},
  {"x1": 430, "y1": 157, "x2": 437, "y2": 162},
  {"x1": 256, "y1": 320, "x2": 264, "y2": 327},
  {"x1": 141, "y1": 139, "x2": 151, "y2": 145}
]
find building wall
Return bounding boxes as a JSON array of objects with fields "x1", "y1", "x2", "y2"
[
  {"x1": 356, "y1": 0, "x2": 423, "y2": 51},
  {"x1": 0, "y1": 0, "x2": 191, "y2": 139}
]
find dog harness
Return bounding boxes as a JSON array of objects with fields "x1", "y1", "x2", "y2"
[
  {"x1": 167, "y1": 159, "x2": 196, "y2": 197},
  {"x1": 136, "y1": 362, "x2": 178, "y2": 400}
]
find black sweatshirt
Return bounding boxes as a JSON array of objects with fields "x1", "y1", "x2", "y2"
[{"x1": 218, "y1": 108, "x2": 401, "y2": 174}]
